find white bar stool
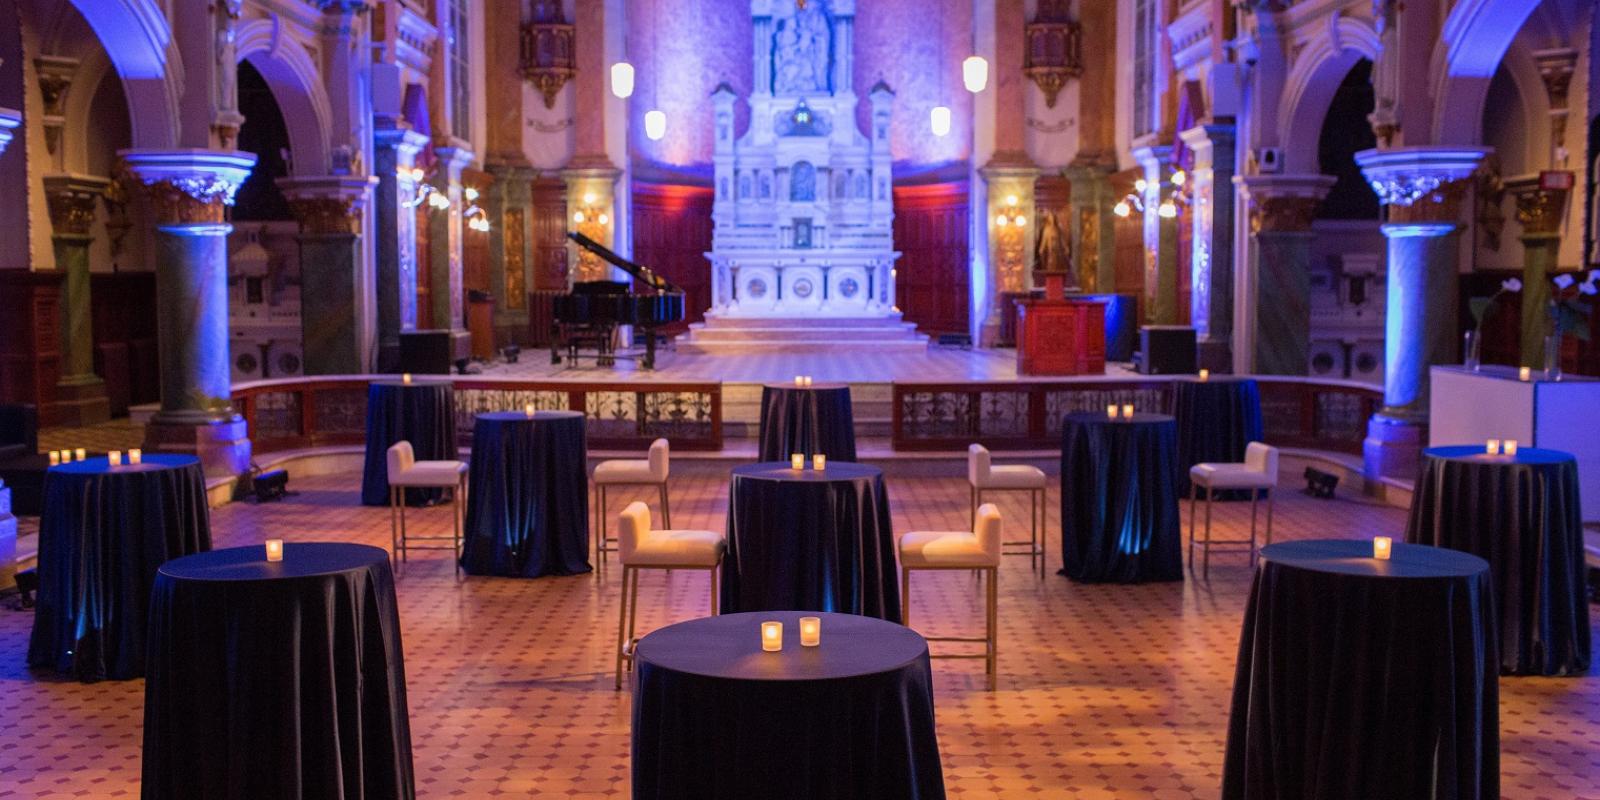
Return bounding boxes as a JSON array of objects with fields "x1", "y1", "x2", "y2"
[
  {"x1": 899, "y1": 503, "x2": 1002, "y2": 690},
  {"x1": 1188, "y1": 442, "x2": 1279, "y2": 578},
  {"x1": 592, "y1": 438, "x2": 671, "y2": 568},
  {"x1": 614, "y1": 501, "x2": 724, "y2": 689},
  {"x1": 385, "y1": 441, "x2": 468, "y2": 576},
  {"x1": 968, "y1": 444, "x2": 1046, "y2": 577}
]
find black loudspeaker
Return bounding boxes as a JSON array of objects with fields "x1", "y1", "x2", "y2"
[
  {"x1": 399, "y1": 330, "x2": 454, "y2": 374},
  {"x1": 1139, "y1": 326, "x2": 1197, "y2": 375}
]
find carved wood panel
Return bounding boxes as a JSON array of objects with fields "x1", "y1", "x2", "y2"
[
  {"x1": 893, "y1": 182, "x2": 970, "y2": 336},
  {"x1": 631, "y1": 182, "x2": 714, "y2": 333}
]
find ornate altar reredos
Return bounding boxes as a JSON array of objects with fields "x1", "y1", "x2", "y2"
[{"x1": 706, "y1": 0, "x2": 900, "y2": 320}]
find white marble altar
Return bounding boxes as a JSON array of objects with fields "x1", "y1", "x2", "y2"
[{"x1": 704, "y1": 0, "x2": 899, "y2": 320}]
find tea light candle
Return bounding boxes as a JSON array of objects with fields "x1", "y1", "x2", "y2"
[
  {"x1": 48, "y1": 451, "x2": 60, "y2": 466},
  {"x1": 524, "y1": 403, "x2": 535, "y2": 418},
  {"x1": 799, "y1": 616, "x2": 821, "y2": 647},
  {"x1": 1504, "y1": 440, "x2": 1519, "y2": 456},
  {"x1": 794, "y1": 375, "x2": 804, "y2": 386},
  {"x1": 1519, "y1": 366, "x2": 1531, "y2": 381},
  {"x1": 108, "y1": 450, "x2": 122, "y2": 467},
  {"x1": 402, "y1": 372, "x2": 413, "y2": 384},
  {"x1": 1486, "y1": 439, "x2": 1501, "y2": 456},
  {"x1": 1198, "y1": 369, "x2": 1210, "y2": 381},
  {"x1": 1106, "y1": 404, "x2": 1119, "y2": 419},
  {"x1": 791, "y1": 453, "x2": 805, "y2": 470},
  {"x1": 761, "y1": 621, "x2": 783, "y2": 652},
  {"x1": 74, "y1": 448, "x2": 86, "y2": 461},
  {"x1": 265, "y1": 539, "x2": 284, "y2": 562},
  {"x1": 129, "y1": 449, "x2": 142, "y2": 465},
  {"x1": 1121, "y1": 404, "x2": 1134, "y2": 418},
  {"x1": 813, "y1": 454, "x2": 826, "y2": 470},
  {"x1": 803, "y1": 376, "x2": 813, "y2": 387},
  {"x1": 1373, "y1": 536, "x2": 1392, "y2": 560}
]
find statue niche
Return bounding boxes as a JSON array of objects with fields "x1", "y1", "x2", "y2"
[
  {"x1": 790, "y1": 162, "x2": 817, "y2": 202},
  {"x1": 772, "y1": 0, "x2": 832, "y2": 95}
]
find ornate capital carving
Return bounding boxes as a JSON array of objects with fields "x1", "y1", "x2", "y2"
[
  {"x1": 1234, "y1": 175, "x2": 1335, "y2": 234},
  {"x1": 120, "y1": 149, "x2": 257, "y2": 226},
  {"x1": 42, "y1": 174, "x2": 109, "y2": 237},
  {"x1": 33, "y1": 55, "x2": 76, "y2": 117},
  {"x1": 278, "y1": 175, "x2": 378, "y2": 236},
  {"x1": 1534, "y1": 48, "x2": 1578, "y2": 110},
  {"x1": 1507, "y1": 175, "x2": 1571, "y2": 238},
  {"x1": 1355, "y1": 147, "x2": 1487, "y2": 223}
]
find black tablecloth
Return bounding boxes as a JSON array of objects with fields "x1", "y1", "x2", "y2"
[
  {"x1": 724, "y1": 462, "x2": 899, "y2": 621},
  {"x1": 142, "y1": 543, "x2": 414, "y2": 800},
  {"x1": 27, "y1": 454, "x2": 210, "y2": 681},
  {"x1": 361, "y1": 379, "x2": 458, "y2": 506},
  {"x1": 1172, "y1": 377, "x2": 1263, "y2": 495},
  {"x1": 1059, "y1": 412, "x2": 1183, "y2": 583},
  {"x1": 632, "y1": 611, "x2": 943, "y2": 800},
  {"x1": 1406, "y1": 445, "x2": 1590, "y2": 676},
  {"x1": 1222, "y1": 539, "x2": 1498, "y2": 800},
  {"x1": 758, "y1": 383, "x2": 858, "y2": 462},
  {"x1": 459, "y1": 411, "x2": 591, "y2": 577}
]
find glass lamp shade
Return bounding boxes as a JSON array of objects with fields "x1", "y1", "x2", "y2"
[
  {"x1": 962, "y1": 56, "x2": 989, "y2": 93},
  {"x1": 644, "y1": 109, "x2": 667, "y2": 141},
  {"x1": 610, "y1": 62, "x2": 635, "y2": 99},
  {"x1": 930, "y1": 106, "x2": 951, "y2": 137}
]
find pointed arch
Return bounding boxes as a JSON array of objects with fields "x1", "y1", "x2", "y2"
[
  {"x1": 68, "y1": 0, "x2": 179, "y2": 148},
  {"x1": 1279, "y1": 17, "x2": 1381, "y2": 175},
  {"x1": 234, "y1": 18, "x2": 332, "y2": 176},
  {"x1": 1428, "y1": 0, "x2": 1542, "y2": 145}
]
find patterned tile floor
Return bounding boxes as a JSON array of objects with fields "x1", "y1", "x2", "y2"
[{"x1": 1, "y1": 458, "x2": 1596, "y2": 798}]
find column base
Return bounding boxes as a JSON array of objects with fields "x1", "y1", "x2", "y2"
[
  {"x1": 142, "y1": 415, "x2": 252, "y2": 480},
  {"x1": 1362, "y1": 413, "x2": 1425, "y2": 483},
  {"x1": 0, "y1": 482, "x2": 15, "y2": 591},
  {"x1": 49, "y1": 376, "x2": 111, "y2": 426},
  {"x1": 1196, "y1": 338, "x2": 1233, "y2": 373}
]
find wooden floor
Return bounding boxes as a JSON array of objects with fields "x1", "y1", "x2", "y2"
[{"x1": 1, "y1": 457, "x2": 1595, "y2": 798}]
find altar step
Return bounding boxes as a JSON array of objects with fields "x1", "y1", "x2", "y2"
[{"x1": 679, "y1": 315, "x2": 930, "y2": 353}]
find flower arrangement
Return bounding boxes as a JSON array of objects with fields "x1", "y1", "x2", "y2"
[{"x1": 1547, "y1": 270, "x2": 1599, "y2": 343}]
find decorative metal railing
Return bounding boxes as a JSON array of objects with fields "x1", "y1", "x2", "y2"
[
  {"x1": 891, "y1": 377, "x2": 1380, "y2": 454},
  {"x1": 234, "y1": 377, "x2": 723, "y2": 454}
]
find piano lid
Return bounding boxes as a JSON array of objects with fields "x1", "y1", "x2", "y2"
[{"x1": 566, "y1": 231, "x2": 684, "y2": 295}]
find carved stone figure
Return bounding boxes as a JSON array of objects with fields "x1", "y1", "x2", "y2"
[
  {"x1": 773, "y1": 1, "x2": 830, "y2": 95},
  {"x1": 791, "y1": 162, "x2": 816, "y2": 202}
]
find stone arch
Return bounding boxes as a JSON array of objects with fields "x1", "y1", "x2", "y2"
[
  {"x1": 235, "y1": 18, "x2": 332, "y2": 176},
  {"x1": 61, "y1": 48, "x2": 113, "y2": 173},
  {"x1": 1279, "y1": 17, "x2": 1381, "y2": 175},
  {"x1": 1485, "y1": 39, "x2": 1551, "y2": 171},
  {"x1": 68, "y1": 0, "x2": 179, "y2": 148},
  {"x1": 1429, "y1": 0, "x2": 1542, "y2": 145}
]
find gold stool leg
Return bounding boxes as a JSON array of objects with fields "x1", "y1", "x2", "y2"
[
  {"x1": 901, "y1": 567, "x2": 911, "y2": 629},
  {"x1": 986, "y1": 566, "x2": 998, "y2": 691},
  {"x1": 660, "y1": 482, "x2": 672, "y2": 529},
  {"x1": 1203, "y1": 488, "x2": 1214, "y2": 580},
  {"x1": 614, "y1": 566, "x2": 633, "y2": 690}
]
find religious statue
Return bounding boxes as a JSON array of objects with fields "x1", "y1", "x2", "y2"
[
  {"x1": 773, "y1": 1, "x2": 830, "y2": 95},
  {"x1": 1034, "y1": 210, "x2": 1077, "y2": 292},
  {"x1": 790, "y1": 161, "x2": 816, "y2": 202},
  {"x1": 212, "y1": 0, "x2": 245, "y2": 147}
]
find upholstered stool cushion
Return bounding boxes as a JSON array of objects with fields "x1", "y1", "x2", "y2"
[
  {"x1": 898, "y1": 531, "x2": 1000, "y2": 568},
  {"x1": 979, "y1": 464, "x2": 1047, "y2": 490},
  {"x1": 1189, "y1": 463, "x2": 1273, "y2": 490},
  {"x1": 391, "y1": 460, "x2": 467, "y2": 487},
  {"x1": 594, "y1": 459, "x2": 657, "y2": 484},
  {"x1": 625, "y1": 530, "x2": 724, "y2": 567}
]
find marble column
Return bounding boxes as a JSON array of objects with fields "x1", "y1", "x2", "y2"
[
  {"x1": 42, "y1": 174, "x2": 110, "y2": 424},
  {"x1": 1180, "y1": 124, "x2": 1238, "y2": 371},
  {"x1": 1356, "y1": 146, "x2": 1486, "y2": 480},
  {"x1": 428, "y1": 145, "x2": 474, "y2": 359},
  {"x1": 279, "y1": 175, "x2": 378, "y2": 374},
  {"x1": 1234, "y1": 175, "x2": 1334, "y2": 374},
  {"x1": 0, "y1": 108, "x2": 18, "y2": 156},
  {"x1": 1064, "y1": 159, "x2": 1117, "y2": 294},
  {"x1": 1508, "y1": 175, "x2": 1569, "y2": 367},
  {"x1": 486, "y1": 160, "x2": 535, "y2": 344},
  {"x1": 121, "y1": 149, "x2": 257, "y2": 479},
  {"x1": 372, "y1": 115, "x2": 428, "y2": 372},
  {"x1": 1131, "y1": 144, "x2": 1179, "y2": 324},
  {"x1": 978, "y1": 160, "x2": 1039, "y2": 345}
]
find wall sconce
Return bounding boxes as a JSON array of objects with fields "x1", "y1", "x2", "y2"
[
  {"x1": 610, "y1": 61, "x2": 635, "y2": 99},
  {"x1": 930, "y1": 105, "x2": 952, "y2": 137},
  {"x1": 993, "y1": 194, "x2": 1027, "y2": 228},
  {"x1": 644, "y1": 109, "x2": 667, "y2": 141},
  {"x1": 962, "y1": 56, "x2": 989, "y2": 93},
  {"x1": 465, "y1": 204, "x2": 491, "y2": 233}
]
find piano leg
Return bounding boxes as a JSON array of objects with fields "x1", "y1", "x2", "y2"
[
  {"x1": 642, "y1": 328, "x2": 658, "y2": 370},
  {"x1": 550, "y1": 323, "x2": 563, "y2": 364}
]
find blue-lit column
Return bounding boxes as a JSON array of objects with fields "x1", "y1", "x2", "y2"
[
  {"x1": 0, "y1": 108, "x2": 18, "y2": 156},
  {"x1": 1356, "y1": 147, "x2": 1486, "y2": 480},
  {"x1": 1234, "y1": 175, "x2": 1334, "y2": 375},
  {"x1": 1180, "y1": 124, "x2": 1238, "y2": 371},
  {"x1": 1131, "y1": 143, "x2": 1179, "y2": 324},
  {"x1": 429, "y1": 146, "x2": 475, "y2": 360},
  {"x1": 372, "y1": 115, "x2": 429, "y2": 372},
  {"x1": 122, "y1": 150, "x2": 257, "y2": 478}
]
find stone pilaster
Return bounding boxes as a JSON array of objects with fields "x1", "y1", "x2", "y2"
[
  {"x1": 428, "y1": 145, "x2": 475, "y2": 359},
  {"x1": 1063, "y1": 159, "x2": 1117, "y2": 295},
  {"x1": 1356, "y1": 146, "x2": 1487, "y2": 480},
  {"x1": 1507, "y1": 175, "x2": 1569, "y2": 368},
  {"x1": 372, "y1": 116, "x2": 429, "y2": 372},
  {"x1": 1132, "y1": 143, "x2": 1179, "y2": 325},
  {"x1": 1180, "y1": 123, "x2": 1238, "y2": 371},
  {"x1": 121, "y1": 148, "x2": 257, "y2": 479},
  {"x1": 1234, "y1": 174, "x2": 1334, "y2": 375},
  {"x1": 279, "y1": 175, "x2": 378, "y2": 374},
  {"x1": 486, "y1": 160, "x2": 535, "y2": 344},
  {"x1": 978, "y1": 159, "x2": 1040, "y2": 346},
  {"x1": 42, "y1": 173, "x2": 110, "y2": 425}
]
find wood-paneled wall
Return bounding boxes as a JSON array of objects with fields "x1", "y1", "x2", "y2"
[
  {"x1": 0, "y1": 271, "x2": 62, "y2": 419},
  {"x1": 893, "y1": 182, "x2": 970, "y2": 336},
  {"x1": 631, "y1": 182, "x2": 714, "y2": 334},
  {"x1": 91, "y1": 272, "x2": 159, "y2": 417}
]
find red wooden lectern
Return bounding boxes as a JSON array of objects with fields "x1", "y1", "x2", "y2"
[{"x1": 1015, "y1": 272, "x2": 1106, "y2": 375}]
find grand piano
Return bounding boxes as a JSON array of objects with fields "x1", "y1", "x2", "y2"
[{"x1": 553, "y1": 232, "x2": 685, "y2": 370}]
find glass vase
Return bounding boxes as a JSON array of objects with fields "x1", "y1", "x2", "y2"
[
  {"x1": 1462, "y1": 330, "x2": 1481, "y2": 372},
  {"x1": 1543, "y1": 334, "x2": 1563, "y2": 381}
]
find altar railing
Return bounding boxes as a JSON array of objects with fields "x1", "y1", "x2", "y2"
[
  {"x1": 233, "y1": 376, "x2": 723, "y2": 455},
  {"x1": 891, "y1": 377, "x2": 1380, "y2": 454}
]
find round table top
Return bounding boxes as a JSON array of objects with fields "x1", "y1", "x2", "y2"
[
  {"x1": 49, "y1": 453, "x2": 198, "y2": 476},
  {"x1": 634, "y1": 611, "x2": 927, "y2": 682},
  {"x1": 475, "y1": 410, "x2": 584, "y2": 424},
  {"x1": 732, "y1": 461, "x2": 880, "y2": 483},
  {"x1": 159, "y1": 542, "x2": 389, "y2": 583},
  {"x1": 763, "y1": 382, "x2": 851, "y2": 392},
  {"x1": 1423, "y1": 445, "x2": 1574, "y2": 466},
  {"x1": 1063, "y1": 411, "x2": 1176, "y2": 426},
  {"x1": 371, "y1": 378, "x2": 452, "y2": 389},
  {"x1": 1261, "y1": 539, "x2": 1489, "y2": 580}
]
